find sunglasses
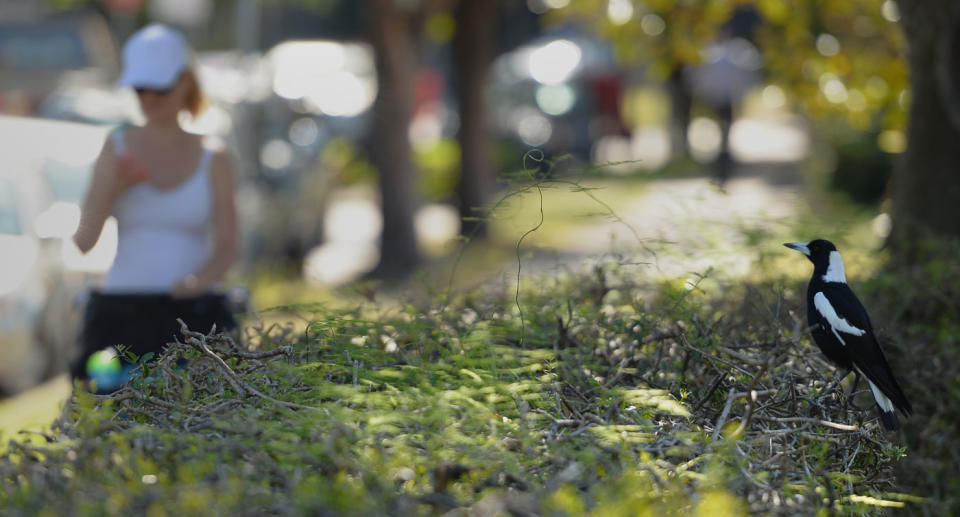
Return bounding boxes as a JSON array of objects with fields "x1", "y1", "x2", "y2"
[{"x1": 134, "y1": 85, "x2": 175, "y2": 96}]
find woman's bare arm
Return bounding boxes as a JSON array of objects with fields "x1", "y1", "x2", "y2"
[
  {"x1": 74, "y1": 134, "x2": 147, "y2": 253},
  {"x1": 75, "y1": 138, "x2": 119, "y2": 253}
]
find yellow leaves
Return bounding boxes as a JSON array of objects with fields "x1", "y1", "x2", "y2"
[
  {"x1": 425, "y1": 13, "x2": 455, "y2": 45},
  {"x1": 695, "y1": 490, "x2": 748, "y2": 517},
  {"x1": 756, "y1": 0, "x2": 792, "y2": 24},
  {"x1": 877, "y1": 129, "x2": 906, "y2": 153},
  {"x1": 845, "y1": 493, "x2": 905, "y2": 508},
  {"x1": 588, "y1": 424, "x2": 655, "y2": 447},
  {"x1": 719, "y1": 419, "x2": 745, "y2": 441},
  {"x1": 544, "y1": 484, "x2": 588, "y2": 515},
  {"x1": 624, "y1": 87, "x2": 672, "y2": 128},
  {"x1": 459, "y1": 368, "x2": 484, "y2": 383},
  {"x1": 145, "y1": 503, "x2": 167, "y2": 517},
  {"x1": 618, "y1": 388, "x2": 692, "y2": 417},
  {"x1": 176, "y1": 487, "x2": 216, "y2": 516}
]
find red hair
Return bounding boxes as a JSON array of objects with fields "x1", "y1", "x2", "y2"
[{"x1": 181, "y1": 69, "x2": 208, "y2": 117}]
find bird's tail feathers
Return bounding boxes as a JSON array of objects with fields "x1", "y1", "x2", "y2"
[
  {"x1": 868, "y1": 379, "x2": 900, "y2": 431},
  {"x1": 878, "y1": 408, "x2": 899, "y2": 431},
  {"x1": 857, "y1": 364, "x2": 912, "y2": 416}
]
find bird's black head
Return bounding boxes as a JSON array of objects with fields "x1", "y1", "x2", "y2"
[{"x1": 783, "y1": 239, "x2": 837, "y2": 265}]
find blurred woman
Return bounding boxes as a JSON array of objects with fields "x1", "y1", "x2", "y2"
[{"x1": 72, "y1": 24, "x2": 238, "y2": 391}]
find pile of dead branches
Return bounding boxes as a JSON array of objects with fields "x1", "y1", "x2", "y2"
[{"x1": 540, "y1": 277, "x2": 911, "y2": 514}]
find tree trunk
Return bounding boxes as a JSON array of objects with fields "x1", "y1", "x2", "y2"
[
  {"x1": 452, "y1": 0, "x2": 498, "y2": 238},
  {"x1": 891, "y1": 1, "x2": 960, "y2": 261},
  {"x1": 368, "y1": 0, "x2": 421, "y2": 277},
  {"x1": 667, "y1": 65, "x2": 692, "y2": 159}
]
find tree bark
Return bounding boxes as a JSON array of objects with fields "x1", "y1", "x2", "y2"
[
  {"x1": 452, "y1": 0, "x2": 498, "y2": 238},
  {"x1": 667, "y1": 65, "x2": 692, "y2": 159},
  {"x1": 891, "y1": 1, "x2": 960, "y2": 261},
  {"x1": 368, "y1": 0, "x2": 421, "y2": 277}
]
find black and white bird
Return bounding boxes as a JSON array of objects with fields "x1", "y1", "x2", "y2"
[{"x1": 784, "y1": 239, "x2": 912, "y2": 430}]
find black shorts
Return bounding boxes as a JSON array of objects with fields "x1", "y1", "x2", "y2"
[{"x1": 71, "y1": 291, "x2": 236, "y2": 379}]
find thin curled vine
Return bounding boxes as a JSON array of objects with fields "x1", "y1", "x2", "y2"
[{"x1": 442, "y1": 149, "x2": 653, "y2": 344}]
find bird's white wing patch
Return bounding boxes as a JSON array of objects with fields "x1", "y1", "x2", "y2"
[{"x1": 813, "y1": 291, "x2": 865, "y2": 346}]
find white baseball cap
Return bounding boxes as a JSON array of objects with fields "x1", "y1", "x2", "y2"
[{"x1": 117, "y1": 24, "x2": 190, "y2": 90}]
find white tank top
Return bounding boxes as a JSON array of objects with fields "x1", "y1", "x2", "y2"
[{"x1": 103, "y1": 129, "x2": 215, "y2": 293}]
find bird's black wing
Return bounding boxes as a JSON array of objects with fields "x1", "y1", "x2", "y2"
[{"x1": 815, "y1": 284, "x2": 912, "y2": 415}]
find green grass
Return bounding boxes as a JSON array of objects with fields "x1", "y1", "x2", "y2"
[{"x1": 485, "y1": 175, "x2": 652, "y2": 249}]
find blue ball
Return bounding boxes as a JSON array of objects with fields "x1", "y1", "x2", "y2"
[{"x1": 86, "y1": 348, "x2": 125, "y2": 392}]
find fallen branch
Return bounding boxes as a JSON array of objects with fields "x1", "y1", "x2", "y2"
[
  {"x1": 712, "y1": 387, "x2": 737, "y2": 441},
  {"x1": 178, "y1": 319, "x2": 321, "y2": 411},
  {"x1": 760, "y1": 416, "x2": 859, "y2": 432}
]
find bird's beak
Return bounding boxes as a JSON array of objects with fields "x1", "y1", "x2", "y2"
[{"x1": 784, "y1": 242, "x2": 811, "y2": 256}]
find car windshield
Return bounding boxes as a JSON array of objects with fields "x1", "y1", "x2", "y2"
[
  {"x1": 0, "y1": 24, "x2": 89, "y2": 71},
  {"x1": 41, "y1": 158, "x2": 92, "y2": 204},
  {"x1": 0, "y1": 180, "x2": 21, "y2": 235}
]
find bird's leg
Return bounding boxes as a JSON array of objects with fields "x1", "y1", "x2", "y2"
[
  {"x1": 847, "y1": 370, "x2": 861, "y2": 398},
  {"x1": 844, "y1": 370, "x2": 870, "y2": 411},
  {"x1": 823, "y1": 367, "x2": 853, "y2": 399}
]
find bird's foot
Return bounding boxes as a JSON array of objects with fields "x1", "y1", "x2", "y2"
[
  {"x1": 822, "y1": 368, "x2": 854, "y2": 399},
  {"x1": 842, "y1": 389, "x2": 872, "y2": 412}
]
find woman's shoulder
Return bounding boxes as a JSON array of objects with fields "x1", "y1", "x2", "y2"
[
  {"x1": 199, "y1": 134, "x2": 230, "y2": 157},
  {"x1": 106, "y1": 123, "x2": 136, "y2": 154},
  {"x1": 113, "y1": 123, "x2": 141, "y2": 141},
  {"x1": 201, "y1": 137, "x2": 234, "y2": 182}
]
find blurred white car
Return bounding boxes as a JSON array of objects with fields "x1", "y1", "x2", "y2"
[
  {"x1": 0, "y1": 115, "x2": 114, "y2": 393},
  {"x1": 0, "y1": 163, "x2": 48, "y2": 394},
  {"x1": 0, "y1": 11, "x2": 118, "y2": 115}
]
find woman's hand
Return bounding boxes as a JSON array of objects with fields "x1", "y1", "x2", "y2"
[
  {"x1": 169, "y1": 150, "x2": 238, "y2": 298},
  {"x1": 171, "y1": 274, "x2": 204, "y2": 298},
  {"x1": 75, "y1": 136, "x2": 146, "y2": 253}
]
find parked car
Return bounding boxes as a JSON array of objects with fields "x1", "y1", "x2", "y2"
[
  {"x1": 488, "y1": 34, "x2": 627, "y2": 169},
  {"x1": 249, "y1": 40, "x2": 378, "y2": 264},
  {"x1": 0, "y1": 154, "x2": 49, "y2": 394},
  {"x1": 0, "y1": 115, "x2": 113, "y2": 393},
  {"x1": 0, "y1": 9, "x2": 117, "y2": 116}
]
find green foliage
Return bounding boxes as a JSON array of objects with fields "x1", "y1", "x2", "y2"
[
  {"x1": 550, "y1": 0, "x2": 908, "y2": 130},
  {"x1": 414, "y1": 138, "x2": 461, "y2": 201},
  {"x1": 321, "y1": 136, "x2": 377, "y2": 186},
  {"x1": 756, "y1": 0, "x2": 907, "y2": 129},
  {"x1": 860, "y1": 238, "x2": 960, "y2": 515},
  {"x1": 812, "y1": 117, "x2": 892, "y2": 205},
  {"x1": 0, "y1": 257, "x2": 919, "y2": 515},
  {"x1": 546, "y1": 0, "x2": 735, "y2": 78}
]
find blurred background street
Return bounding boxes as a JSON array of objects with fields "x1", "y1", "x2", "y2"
[{"x1": 1, "y1": 0, "x2": 906, "y2": 399}]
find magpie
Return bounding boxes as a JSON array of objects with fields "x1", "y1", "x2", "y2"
[{"x1": 784, "y1": 239, "x2": 912, "y2": 430}]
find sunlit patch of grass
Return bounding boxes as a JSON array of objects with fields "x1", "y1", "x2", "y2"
[
  {"x1": 0, "y1": 375, "x2": 71, "y2": 451},
  {"x1": 487, "y1": 177, "x2": 650, "y2": 248},
  {"x1": 245, "y1": 267, "x2": 342, "y2": 310}
]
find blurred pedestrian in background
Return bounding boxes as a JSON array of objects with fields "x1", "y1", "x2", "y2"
[
  {"x1": 686, "y1": 6, "x2": 762, "y2": 187},
  {"x1": 71, "y1": 24, "x2": 238, "y2": 392}
]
